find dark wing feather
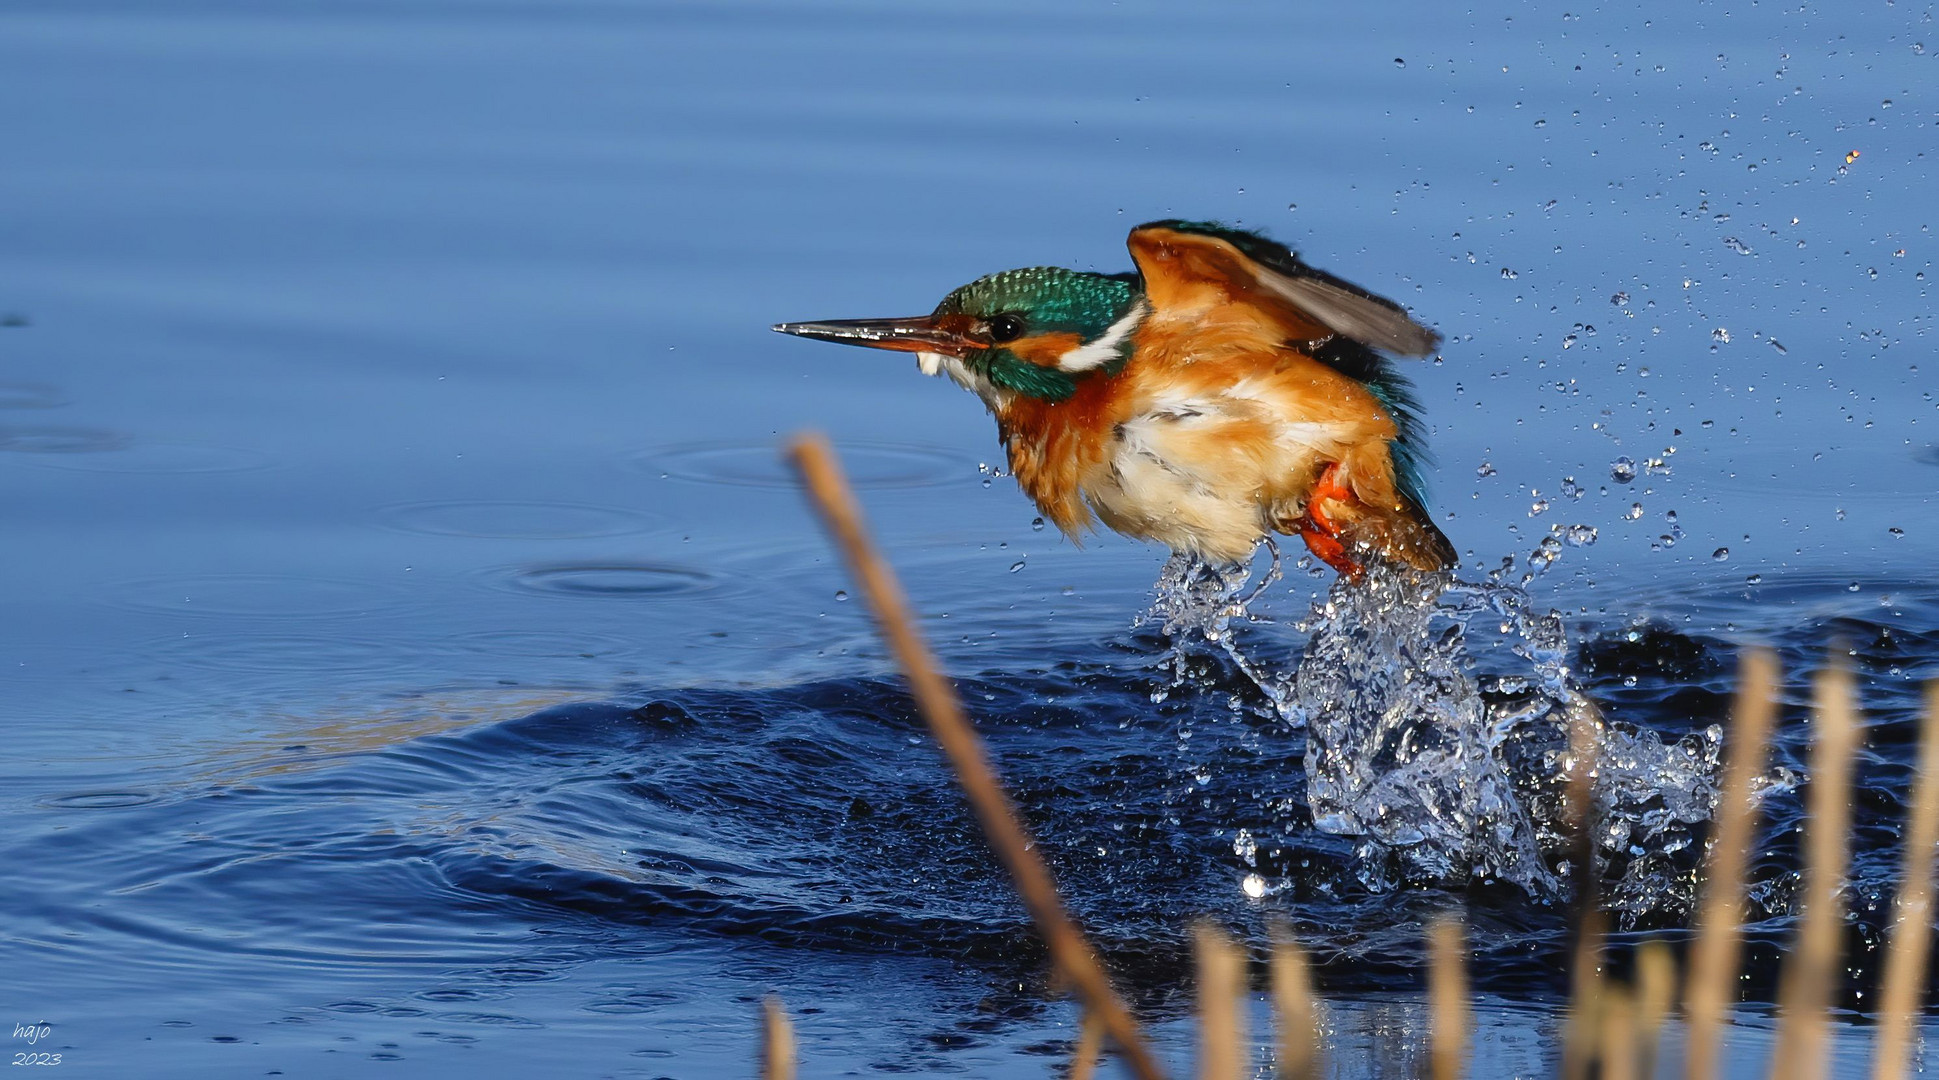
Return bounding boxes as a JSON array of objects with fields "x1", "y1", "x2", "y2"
[{"x1": 1130, "y1": 220, "x2": 1440, "y2": 357}]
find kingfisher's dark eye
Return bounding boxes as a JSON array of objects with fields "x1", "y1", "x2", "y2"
[{"x1": 987, "y1": 314, "x2": 1025, "y2": 343}]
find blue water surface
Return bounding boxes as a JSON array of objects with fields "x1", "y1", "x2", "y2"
[{"x1": 2, "y1": 1, "x2": 1935, "y2": 1076}]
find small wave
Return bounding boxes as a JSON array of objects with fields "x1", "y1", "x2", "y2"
[{"x1": 13, "y1": 595, "x2": 1925, "y2": 1003}]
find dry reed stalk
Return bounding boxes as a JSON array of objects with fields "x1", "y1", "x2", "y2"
[
  {"x1": 1769, "y1": 658, "x2": 1861, "y2": 1080},
  {"x1": 787, "y1": 433, "x2": 1165, "y2": 1080},
  {"x1": 1067, "y1": 1010, "x2": 1104, "y2": 1080},
  {"x1": 1684, "y1": 647, "x2": 1780, "y2": 1080},
  {"x1": 1268, "y1": 924, "x2": 1321, "y2": 1080},
  {"x1": 1561, "y1": 699, "x2": 1607, "y2": 1080},
  {"x1": 1427, "y1": 914, "x2": 1469, "y2": 1080},
  {"x1": 761, "y1": 996, "x2": 795, "y2": 1080},
  {"x1": 1598, "y1": 984, "x2": 1637, "y2": 1080},
  {"x1": 1869, "y1": 682, "x2": 1939, "y2": 1080},
  {"x1": 1194, "y1": 924, "x2": 1247, "y2": 1080},
  {"x1": 1632, "y1": 939, "x2": 1675, "y2": 1080}
]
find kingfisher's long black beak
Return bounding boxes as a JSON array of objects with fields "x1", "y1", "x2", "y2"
[{"x1": 771, "y1": 315, "x2": 977, "y2": 356}]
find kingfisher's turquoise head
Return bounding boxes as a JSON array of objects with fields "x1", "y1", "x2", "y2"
[{"x1": 772, "y1": 267, "x2": 1147, "y2": 405}]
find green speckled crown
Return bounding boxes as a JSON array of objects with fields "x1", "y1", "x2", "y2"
[{"x1": 935, "y1": 267, "x2": 1136, "y2": 337}]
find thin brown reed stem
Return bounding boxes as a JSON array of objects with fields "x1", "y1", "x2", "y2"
[
  {"x1": 761, "y1": 996, "x2": 796, "y2": 1080},
  {"x1": 1269, "y1": 924, "x2": 1321, "y2": 1080},
  {"x1": 787, "y1": 433, "x2": 1165, "y2": 1080},
  {"x1": 1428, "y1": 914, "x2": 1468, "y2": 1080},
  {"x1": 1067, "y1": 1010, "x2": 1104, "y2": 1080},
  {"x1": 1598, "y1": 984, "x2": 1637, "y2": 1080},
  {"x1": 1561, "y1": 699, "x2": 1607, "y2": 1080},
  {"x1": 1770, "y1": 658, "x2": 1862, "y2": 1080},
  {"x1": 1870, "y1": 682, "x2": 1939, "y2": 1080},
  {"x1": 1684, "y1": 647, "x2": 1780, "y2": 1080},
  {"x1": 1194, "y1": 923, "x2": 1246, "y2": 1080},
  {"x1": 1633, "y1": 939, "x2": 1675, "y2": 1080}
]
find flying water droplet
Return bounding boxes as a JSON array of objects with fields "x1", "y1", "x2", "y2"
[
  {"x1": 1610, "y1": 456, "x2": 1637, "y2": 483},
  {"x1": 1476, "y1": 461, "x2": 1497, "y2": 478},
  {"x1": 1561, "y1": 524, "x2": 1599, "y2": 547},
  {"x1": 1529, "y1": 535, "x2": 1564, "y2": 569},
  {"x1": 1008, "y1": 560, "x2": 1026, "y2": 573},
  {"x1": 1624, "y1": 503, "x2": 1645, "y2": 521},
  {"x1": 1711, "y1": 327, "x2": 1731, "y2": 344},
  {"x1": 1031, "y1": 516, "x2": 1045, "y2": 532},
  {"x1": 1560, "y1": 477, "x2": 1585, "y2": 500},
  {"x1": 1722, "y1": 237, "x2": 1754, "y2": 255},
  {"x1": 834, "y1": 589, "x2": 848, "y2": 601},
  {"x1": 1233, "y1": 828, "x2": 1258, "y2": 864},
  {"x1": 1529, "y1": 498, "x2": 1550, "y2": 517},
  {"x1": 1712, "y1": 547, "x2": 1730, "y2": 561}
]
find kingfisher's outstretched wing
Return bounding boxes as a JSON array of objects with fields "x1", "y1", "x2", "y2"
[{"x1": 1126, "y1": 220, "x2": 1441, "y2": 357}]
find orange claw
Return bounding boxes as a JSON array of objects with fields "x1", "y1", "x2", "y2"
[{"x1": 1298, "y1": 462, "x2": 1364, "y2": 578}]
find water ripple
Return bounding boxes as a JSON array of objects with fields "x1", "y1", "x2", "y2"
[
  {"x1": 39, "y1": 791, "x2": 164, "y2": 811},
  {"x1": 375, "y1": 500, "x2": 663, "y2": 540},
  {"x1": 0, "y1": 426, "x2": 128, "y2": 454},
  {"x1": 444, "y1": 628, "x2": 640, "y2": 658},
  {"x1": 492, "y1": 561, "x2": 719, "y2": 600},
  {"x1": 107, "y1": 573, "x2": 407, "y2": 619},
  {"x1": 20, "y1": 441, "x2": 275, "y2": 475},
  {"x1": 0, "y1": 382, "x2": 69, "y2": 410},
  {"x1": 629, "y1": 439, "x2": 973, "y2": 490},
  {"x1": 158, "y1": 632, "x2": 422, "y2": 676}
]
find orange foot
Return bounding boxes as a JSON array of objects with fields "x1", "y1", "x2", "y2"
[{"x1": 1298, "y1": 462, "x2": 1364, "y2": 579}]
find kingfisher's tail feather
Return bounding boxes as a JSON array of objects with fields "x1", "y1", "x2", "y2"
[
  {"x1": 1377, "y1": 496, "x2": 1458, "y2": 572},
  {"x1": 1291, "y1": 462, "x2": 1457, "y2": 575}
]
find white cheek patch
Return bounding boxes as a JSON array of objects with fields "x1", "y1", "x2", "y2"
[
  {"x1": 916, "y1": 351, "x2": 944, "y2": 377},
  {"x1": 1057, "y1": 300, "x2": 1149, "y2": 372}
]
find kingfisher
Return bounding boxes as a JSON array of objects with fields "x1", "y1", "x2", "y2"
[{"x1": 773, "y1": 220, "x2": 1455, "y2": 577}]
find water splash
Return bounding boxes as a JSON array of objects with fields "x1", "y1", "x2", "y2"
[
  {"x1": 1141, "y1": 540, "x2": 1291, "y2": 712},
  {"x1": 1294, "y1": 562, "x2": 1557, "y2": 891},
  {"x1": 1144, "y1": 528, "x2": 1732, "y2": 909}
]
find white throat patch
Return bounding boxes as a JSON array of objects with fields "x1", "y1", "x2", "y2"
[{"x1": 916, "y1": 350, "x2": 1012, "y2": 409}]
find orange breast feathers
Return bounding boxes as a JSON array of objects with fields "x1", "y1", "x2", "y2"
[{"x1": 992, "y1": 325, "x2": 1407, "y2": 564}]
